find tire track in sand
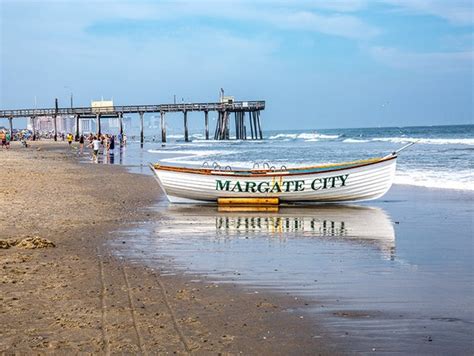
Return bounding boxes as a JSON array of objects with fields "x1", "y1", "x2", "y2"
[
  {"x1": 121, "y1": 265, "x2": 147, "y2": 355},
  {"x1": 97, "y1": 249, "x2": 111, "y2": 356},
  {"x1": 155, "y1": 273, "x2": 192, "y2": 353}
]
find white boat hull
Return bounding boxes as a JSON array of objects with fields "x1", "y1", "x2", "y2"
[{"x1": 151, "y1": 156, "x2": 397, "y2": 203}]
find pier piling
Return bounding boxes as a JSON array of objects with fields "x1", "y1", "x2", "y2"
[
  {"x1": 75, "y1": 114, "x2": 80, "y2": 140},
  {"x1": 234, "y1": 113, "x2": 239, "y2": 139},
  {"x1": 96, "y1": 114, "x2": 101, "y2": 136},
  {"x1": 160, "y1": 111, "x2": 166, "y2": 143},
  {"x1": 184, "y1": 110, "x2": 189, "y2": 142},
  {"x1": 214, "y1": 112, "x2": 220, "y2": 140},
  {"x1": 139, "y1": 112, "x2": 144, "y2": 147},
  {"x1": 53, "y1": 114, "x2": 57, "y2": 141},
  {"x1": 205, "y1": 111, "x2": 209, "y2": 140},
  {"x1": 241, "y1": 113, "x2": 245, "y2": 140},
  {"x1": 249, "y1": 112, "x2": 255, "y2": 139},
  {"x1": 31, "y1": 116, "x2": 36, "y2": 140},
  {"x1": 226, "y1": 111, "x2": 231, "y2": 139},
  {"x1": 252, "y1": 111, "x2": 258, "y2": 139},
  {"x1": 118, "y1": 112, "x2": 123, "y2": 141},
  {"x1": 244, "y1": 113, "x2": 247, "y2": 139},
  {"x1": 216, "y1": 111, "x2": 221, "y2": 139},
  {"x1": 53, "y1": 98, "x2": 58, "y2": 141},
  {"x1": 216, "y1": 111, "x2": 229, "y2": 140},
  {"x1": 8, "y1": 117, "x2": 13, "y2": 138}
]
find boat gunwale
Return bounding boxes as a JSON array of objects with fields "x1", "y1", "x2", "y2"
[{"x1": 153, "y1": 155, "x2": 397, "y2": 177}]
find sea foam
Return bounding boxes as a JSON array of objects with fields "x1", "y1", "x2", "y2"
[
  {"x1": 343, "y1": 138, "x2": 370, "y2": 143},
  {"x1": 268, "y1": 132, "x2": 339, "y2": 140},
  {"x1": 394, "y1": 169, "x2": 473, "y2": 191},
  {"x1": 372, "y1": 137, "x2": 474, "y2": 146}
]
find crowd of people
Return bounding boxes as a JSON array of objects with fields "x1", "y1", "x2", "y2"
[
  {"x1": 1, "y1": 129, "x2": 128, "y2": 162},
  {"x1": 85, "y1": 133, "x2": 124, "y2": 161},
  {"x1": 0, "y1": 129, "x2": 31, "y2": 148}
]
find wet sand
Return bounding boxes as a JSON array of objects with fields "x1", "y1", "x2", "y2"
[
  {"x1": 0, "y1": 142, "x2": 339, "y2": 354},
  {"x1": 113, "y1": 184, "x2": 473, "y2": 354}
]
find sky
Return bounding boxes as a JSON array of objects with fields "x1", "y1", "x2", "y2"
[{"x1": 0, "y1": 0, "x2": 473, "y2": 130}]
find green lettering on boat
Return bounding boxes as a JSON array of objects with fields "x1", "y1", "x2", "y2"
[
  {"x1": 282, "y1": 181, "x2": 294, "y2": 192},
  {"x1": 231, "y1": 181, "x2": 243, "y2": 192},
  {"x1": 339, "y1": 174, "x2": 349, "y2": 186},
  {"x1": 257, "y1": 182, "x2": 270, "y2": 193},
  {"x1": 322, "y1": 177, "x2": 329, "y2": 189},
  {"x1": 216, "y1": 180, "x2": 231, "y2": 191},
  {"x1": 311, "y1": 178, "x2": 322, "y2": 191},
  {"x1": 245, "y1": 181, "x2": 257, "y2": 193},
  {"x1": 295, "y1": 180, "x2": 305, "y2": 192},
  {"x1": 270, "y1": 182, "x2": 282, "y2": 193}
]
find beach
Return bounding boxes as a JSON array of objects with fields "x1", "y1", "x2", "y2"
[
  {"x1": 2, "y1": 0, "x2": 473, "y2": 352},
  {"x1": 0, "y1": 142, "x2": 340, "y2": 354}
]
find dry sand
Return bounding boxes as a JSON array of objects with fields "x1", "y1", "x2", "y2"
[{"x1": 0, "y1": 141, "x2": 339, "y2": 355}]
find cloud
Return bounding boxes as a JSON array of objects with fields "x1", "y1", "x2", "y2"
[
  {"x1": 52, "y1": 1, "x2": 380, "y2": 42},
  {"x1": 293, "y1": 0, "x2": 370, "y2": 12},
  {"x1": 382, "y1": 0, "x2": 474, "y2": 26},
  {"x1": 440, "y1": 33, "x2": 474, "y2": 51},
  {"x1": 269, "y1": 10, "x2": 380, "y2": 40},
  {"x1": 0, "y1": 2, "x2": 283, "y2": 108},
  {"x1": 370, "y1": 46, "x2": 474, "y2": 70}
]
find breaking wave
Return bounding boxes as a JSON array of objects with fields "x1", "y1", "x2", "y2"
[
  {"x1": 268, "y1": 133, "x2": 298, "y2": 140},
  {"x1": 268, "y1": 132, "x2": 339, "y2": 140},
  {"x1": 372, "y1": 137, "x2": 474, "y2": 146},
  {"x1": 297, "y1": 133, "x2": 339, "y2": 140},
  {"x1": 148, "y1": 149, "x2": 236, "y2": 164},
  {"x1": 267, "y1": 133, "x2": 473, "y2": 146},
  {"x1": 343, "y1": 138, "x2": 370, "y2": 143},
  {"x1": 394, "y1": 169, "x2": 474, "y2": 191}
]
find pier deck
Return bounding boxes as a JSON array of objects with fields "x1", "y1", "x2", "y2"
[{"x1": 0, "y1": 100, "x2": 265, "y2": 143}]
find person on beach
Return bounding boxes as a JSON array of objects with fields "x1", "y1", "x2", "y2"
[
  {"x1": 79, "y1": 134, "x2": 84, "y2": 153},
  {"x1": 0, "y1": 131, "x2": 6, "y2": 148},
  {"x1": 20, "y1": 134, "x2": 28, "y2": 148},
  {"x1": 104, "y1": 135, "x2": 115, "y2": 164},
  {"x1": 67, "y1": 133, "x2": 73, "y2": 146},
  {"x1": 89, "y1": 136, "x2": 101, "y2": 162},
  {"x1": 109, "y1": 135, "x2": 115, "y2": 151},
  {"x1": 103, "y1": 135, "x2": 110, "y2": 152},
  {"x1": 5, "y1": 132, "x2": 11, "y2": 149}
]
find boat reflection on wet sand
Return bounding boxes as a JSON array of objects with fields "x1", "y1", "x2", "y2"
[{"x1": 154, "y1": 204, "x2": 396, "y2": 260}]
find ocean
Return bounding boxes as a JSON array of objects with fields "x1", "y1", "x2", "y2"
[{"x1": 115, "y1": 124, "x2": 473, "y2": 192}]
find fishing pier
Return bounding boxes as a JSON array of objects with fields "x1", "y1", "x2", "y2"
[{"x1": 0, "y1": 99, "x2": 265, "y2": 144}]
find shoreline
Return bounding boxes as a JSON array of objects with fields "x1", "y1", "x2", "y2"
[{"x1": 0, "y1": 141, "x2": 340, "y2": 354}]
